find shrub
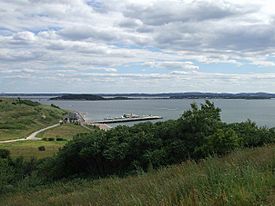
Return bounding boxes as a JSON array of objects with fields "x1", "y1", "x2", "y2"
[
  {"x1": 38, "y1": 146, "x2": 46, "y2": 151},
  {"x1": 16, "y1": 98, "x2": 40, "y2": 106},
  {"x1": 47, "y1": 138, "x2": 55, "y2": 141},
  {"x1": 0, "y1": 149, "x2": 10, "y2": 159},
  {"x1": 51, "y1": 104, "x2": 60, "y2": 109},
  {"x1": 229, "y1": 120, "x2": 275, "y2": 147},
  {"x1": 56, "y1": 137, "x2": 65, "y2": 141},
  {"x1": 0, "y1": 159, "x2": 15, "y2": 193}
]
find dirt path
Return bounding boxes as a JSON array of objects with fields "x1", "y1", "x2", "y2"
[{"x1": 0, "y1": 123, "x2": 60, "y2": 144}]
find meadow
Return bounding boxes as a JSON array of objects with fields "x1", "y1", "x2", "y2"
[
  {"x1": 0, "y1": 141, "x2": 64, "y2": 159},
  {"x1": 0, "y1": 123, "x2": 93, "y2": 159},
  {"x1": 0, "y1": 98, "x2": 66, "y2": 141},
  {"x1": 0, "y1": 144, "x2": 274, "y2": 206},
  {"x1": 37, "y1": 124, "x2": 91, "y2": 140},
  {"x1": 0, "y1": 98, "x2": 93, "y2": 159}
]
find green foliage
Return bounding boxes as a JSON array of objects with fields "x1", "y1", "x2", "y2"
[
  {"x1": 1, "y1": 100, "x2": 275, "y2": 202},
  {"x1": 55, "y1": 137, "x2": 65, "y2": 141},
  {"x1": 1, "y1": 145, "x2": 274, "y2": 206},
  {"x1": 0, "y1": 98, "x2": 66, "y2": 141},
  {"x1": 0, "y1": 159, "x2": 15, "y2": 193},
  {"x1": 0, "y1": 149, "x2": 10, "y2": 159},
  {"x1": 39, "y1": 100, "x2": 271, "y2": 180},
  {"x1": 0, "y1": 157, "x2": 38, "y2": 194},
  {"x1": 38, "y1": 146, "x2": 46, "y2": 151},
  {"x1": 16, "y1": 98, "x2": 40, "y2": 106},
  {"x1": 50, "y1": 104, "x2": 60, "y2": 109},
  {"x1": 203, "y1": 128, "x2": 240, "y2": 155},
  {"x1": 229, "y1": 120, "x2": 275, "y2": 147},
  {"x1": 177, "y1": 101, "x2": 222, "y2": 158}
]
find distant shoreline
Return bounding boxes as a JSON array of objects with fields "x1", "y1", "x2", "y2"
[{"x1": 1, "y1": 92, "x2": 275, "y2": 100}]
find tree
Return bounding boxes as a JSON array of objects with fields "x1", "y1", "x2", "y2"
[{"x1": 177, "y1": 100, "x2": 223, "y2": 158}]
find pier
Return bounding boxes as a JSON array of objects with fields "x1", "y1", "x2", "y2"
[
  {"x1": 93, "y1": 115, "x2": 163, "y2": 124},
  {"x1": 67, "y1": 112, "x2": 163, "y2": 131}
]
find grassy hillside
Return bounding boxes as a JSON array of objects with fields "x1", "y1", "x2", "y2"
[
  {"x1": 0, "y1": 141, "x2": 64, "y2": 159},
  {"x1": 1, "y1": 144, "x2": 274, "y2": 206},
  {"x1": 0, "y1": 125, "x2": 93, "y2": 159},
  {"x1": 0, "y1": 98, "x2": 67, "y2": 141},
  {"x1": 37, "y1": 124, "x2": 91, "y2": 140}
]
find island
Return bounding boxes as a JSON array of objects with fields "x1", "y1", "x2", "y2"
[{"x1": 50, "y1": 94, "x2": 131, "y2": 101}]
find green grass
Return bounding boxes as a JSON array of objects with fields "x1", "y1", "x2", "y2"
[
  {"x1": 0, "y1": 141, "x2": 65, "y2": 159},
  {"x1": 37, "y1": 124, "x2": 91, "y2": 140},
  {"x1": 0, "y1": 98, "x2": 67, "y2": 141},
  {"x1": 0, "y1": 124, "x2": 93, "y2": 159},
  {"x1": 1, "y1": 144, "x2": 274, "y2": 206}
]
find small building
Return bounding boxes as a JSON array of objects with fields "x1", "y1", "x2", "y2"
[{"x1": 63, "y1": 112, "x2": 80, "y2": 124}]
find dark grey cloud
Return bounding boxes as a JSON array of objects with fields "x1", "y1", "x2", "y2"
[
  {"x1": 122, "y1": 0, "x2": 256, "y2": 26},
  {"x1": 118, "y1": 18, "x2": 142, "y2": 28},
  {"x1": 211, "y1": 23, "x2": 275, "y2": 51}
]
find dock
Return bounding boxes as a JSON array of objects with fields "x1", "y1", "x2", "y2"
[
  {"x1": 93, "y1": 115, "x2": 163, "y2": 124},
  {"x1": 66, "y1": 112, "x2": 162, "y2": 131}
]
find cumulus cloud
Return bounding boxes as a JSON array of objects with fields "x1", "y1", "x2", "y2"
[{"x1": 1, "y1": 0, "x2": 275, "y2": 92}]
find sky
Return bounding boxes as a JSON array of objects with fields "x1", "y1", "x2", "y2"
[{"x1": 1, "y1": 0, "x2": 275, "y2": 93}]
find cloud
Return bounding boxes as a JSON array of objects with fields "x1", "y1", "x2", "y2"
[
  {"x1": 122, "y1": 0, "x2": 252, "y2": 26},
  {"x1": 1, "y1": 0, "x2": 275, "y2": 92},
  {"x1": 144, "y1": 61, "x2": 199, "y2": 71}
]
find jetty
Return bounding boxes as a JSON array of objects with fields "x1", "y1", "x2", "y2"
[
  {"x1": 65, "y1": 112, "x2": 162, "y2": 131},
  {"x1": 93, "y1": 115, "x2": 163, "y2": 124}
]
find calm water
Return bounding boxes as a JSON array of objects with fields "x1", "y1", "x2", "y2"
[{"x1": 38, "y1": 99, "x2": 275, "y2": 128}]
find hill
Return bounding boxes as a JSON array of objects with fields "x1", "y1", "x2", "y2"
[
  {"x1": 0, "y1": 144, "x2": 274, "y2": 206},
  {"x1": 0, "y1": 98, "x2": 67, "y2": 141},
  {"x1": 50, "y1": 94, "x2": 131, "y2": 101}
]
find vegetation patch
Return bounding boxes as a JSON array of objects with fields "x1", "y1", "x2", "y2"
[
  {"x1": 37, "y1": 101, "x2": 275, "y2": 180},
  {"x1": 0, "y1": 144, "x2": 274, "y2": 206},
  {"x1": 37, "y1": 124, "x2": 91, "y2": 140},
  {"x1": 0, "y1": 141, "x2": 64, "y2": 159},
  {"x1": 0, "y1": 100, "x2": 274, "y2": 206},
  {"x1": 0, "y1": 98, "x2": 67, "y2": 141}
]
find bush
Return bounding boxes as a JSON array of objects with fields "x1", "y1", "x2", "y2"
[
  {"x1": 56, "y1": 137, "x2": 65, "y2": 141},
  {"x1": 229, "y1": 120, "x2": 275, "y2": 147},
  {"x1": 38, "y1": 146, "x2": 46, "y2": 151},
  {"x1": 47, "y1": 138, "x2": 55, "y2": 141},
  {"x1": 0, "y1": 159, "x2": 15, "y2": 193},
  {"x1": 16, "y1": 98, "x2": 40, "y2": 106},
  {"x1": 0, "y1": 149, "x2": 10, "y2": 159},
  {"x1": 0, "y1": 157, "x2": 38, "y2": 194},
  {"x1": 51, "y1": 104, "x2": 60, "y2": 109}
]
